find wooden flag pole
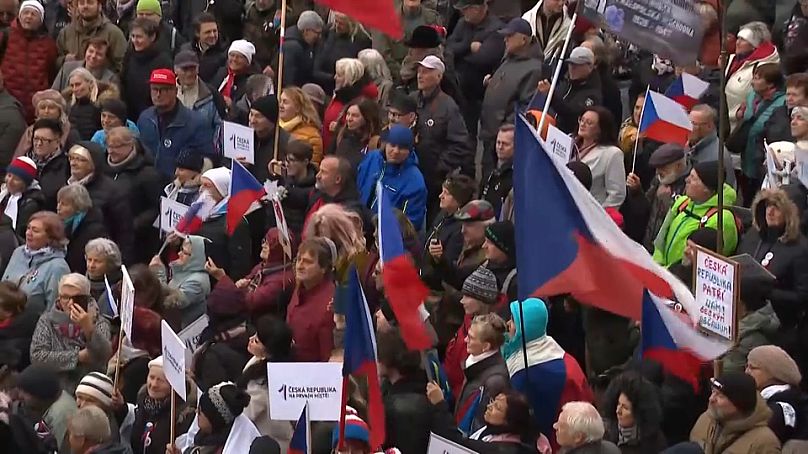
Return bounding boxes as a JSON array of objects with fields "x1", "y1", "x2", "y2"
[
  {"x1": 272, "y1": 0, "x2": 289, "y2": 162},
  {"x1": 170, "y1": 391, "x2": 177, "y2": 448},
  {"x1": 112, "y1": 329, "x2": 125, "y2": 390},
  {"x1": 537, "y1": 11, "x2": 578, "y2": 136}
]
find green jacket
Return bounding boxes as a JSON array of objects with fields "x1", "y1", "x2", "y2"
[{"x1": 653, "y1": 184, "x2": 738, "y2": 267}]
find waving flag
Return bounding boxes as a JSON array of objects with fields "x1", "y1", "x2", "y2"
[
  {"x1": 176, "y1": 196, "x2": 215, "y2": 235},
  {"x1": 513, "y1": 115, "x2": 696, "y2": 321},
  {"x1": 665, "y1": 73, "x2": 710, "y2": 111},
  {"x1": 227, "y1": 160, "x2": 266, "y2": 235},
  {"x1": 642, "y1": 291, "x2": 729, "y2": 390},
  {"x1": 339, "y1": 267, "x2": 385, "y2": 450},
  {"x1": 639, "y1": 91, "x2": 692, "y2": 146},
  {"x1": 315, "y1": 0, "x2": 402, "y2": 39},
  {"x1": 377, "y1": 181, "x2": 432, "y2": 350},
  {"x1": 289, "y1": 403, "x2": 311, "y2": 454}
]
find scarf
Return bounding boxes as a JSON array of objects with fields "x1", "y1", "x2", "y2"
[
  {"x1": 140, "y1": 395, "x2": 170, "y2": 420},
  {"x1": 617, "y1": 425, "x2": 639, "y2": 446},
  {"x1": 465, "y1": 350, "x2": 496, "y2": 369},
  {"x1": 218, "y1": 69, "x2": 237, "y2": 99},
  {"x1": 107, "y1": 149, "x2": 136, "y2": 170},
  {"x1": 1, "y1": 191, "x2": 21, "y2": 229},
  {"x1": 28, "y1": 149, "x2": 62, "y2": 169},
  {"x1": 67, "y1": 173, "x2": 94, "y2": 186},
  {"x1": 23, "y1": 245, "x2": 53, "y2": 258},
  {"x1": 64, "y1": 211, "x2": 87, "y2": 235},
  {"x1": 279, "y1": 115, "x2": 303, "y2": 131}
]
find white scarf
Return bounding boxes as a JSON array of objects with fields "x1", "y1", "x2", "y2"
[
  {"x1": 2, "y1": 192, "x2": 21, "y2": 229},
  {"x1": 465, "y1": 350, "x2": 497, "y2": 369}
]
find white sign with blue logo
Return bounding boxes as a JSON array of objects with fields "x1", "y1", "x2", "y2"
[
  {"x1": 223, "y1": 121, "x2": 255, "y2": 164},
  {"x1": 267, "y1": 362, "x2": 343, "y2": 421}
]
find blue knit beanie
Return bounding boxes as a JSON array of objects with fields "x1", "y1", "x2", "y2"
[{"x1": 386, "y1": 124, "x2": 414, "y2": 149}]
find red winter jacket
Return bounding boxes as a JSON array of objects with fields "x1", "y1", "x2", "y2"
[
  {"x1": 1, "y1": 20, "x2": 57, "y2": 122},
  {"x1": 444, "y1": 314, "x2": 472, "y2": 399},
  {"x1": 322, "y1": 77, "x2": 378, "y2": 149}
]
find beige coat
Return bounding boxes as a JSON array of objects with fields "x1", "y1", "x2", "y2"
[{"x1": 690, "y1": 395, "x2": 782, "y2": 454}]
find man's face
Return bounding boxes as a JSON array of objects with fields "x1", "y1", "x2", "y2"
[
  {"x1": 656, "y1": 160, "x2": 682, "y2": 185},
  {"x1": 175, "y1": 65, "x2": 199, "y2": 86},
  {"x1": 150, "y1": 84, "x2": 177, "y2": 110},
  {"x1": 496, "y1": 129, "x2": 514, "y2": 162},
  {"x1": 18, "y1": 7, "x2": 42, "y2": 30},
  {"x1": 387, "y1": 108, "x2": 415, "y2": 127},
  {"x1": 685, "y1": 169, "x2": 713, "y2": 202},
  {"x1": 708, "y1": 388, "x2": 740, "y2": 421},
  {"x1": 461, "y1": 221, "x2": 486, "y2": 246},
  {"x1": 568, "y1": 62, "x2": 593, "y2": 81},
  {"x1": 248, "y1": 109, "x2": 273, "y2": 136},
  {"x1": 197, "y1": 22, "x2": 219, "y2": 47},
  {"x1": 384, "y1": 143, "x2": 410, "y2": 165},
  {"x1": 544, "y1": 0, "x2": 564, "y2": 14},
  {"x1": 632, "y1": 95, "x2": 644, "y2": 125},
  {"x1": 688, "y1": 110, "x2": 713, "y2": 143},
  {"x1": 302, "y1": 27, "x2": 322, "y2": 46},
  {"x1": 786, "y1": 86, "x2": 807, "y2": 109},
  {"x1": 77, "y1": 0, "x2": 100, "y2": 21},
  {"x1": 460, "y1": 4, "x2": 486, "y2": 24},
  {"x1": 136, "y1": 10, "x2": 161, "y2": 24},
  {"x1": 84, "y1": 44, "x2": 108, "y2": 69},
  {"x1": 553, "y1": 409, "x2": 583, "y2": 448},
  {"x1": 504, "y1": 33, "x2": 527, "y2": 55},
  {"x1": 417, "y1": 66, "x2": 441, "y2": 91},
  {"x1": 32, "y1": 127, "x2": 60, "y2": 158},
  {"x1": 106, "y1": 134, "x2": 134, "y2": 164},
  {"x1": 130, "y1": 28, "x2": 154, "y2": 52},
  {"x1": 792, "y1": 112, "x2": 808, "y2": 139},
  {"x1": 0, "y1": 0, "x2": 17, "y2": 27},
  {"x1": 315, "y1": 157, "x2": 340, "y2": 193}
]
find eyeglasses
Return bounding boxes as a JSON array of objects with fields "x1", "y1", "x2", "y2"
[{"x1": 33, "y1": 137, "x2": 56, "y2": 145}]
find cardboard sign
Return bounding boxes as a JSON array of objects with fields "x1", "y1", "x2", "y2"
[
  {"x1": 545, "y1": 124, "x2": 573, "y2": 165},
  {"x1": 267, "y1": 362, "x2": 342, "y2": 421},
  {"x1": 119, "y1": 266, "x2": 135, "y2": 340},
  {"x1": 161, "y1": 320, "x2": 187, "y2": 401},
  {"x1": 694, "y1": 247, "x2": 738, "y2": 342},
  {"x1": 159, "y1": 197, "x2": 189, "y2": 233},
  {"x1": 795, "y1": 147, "x2": 808, "y2": 189},
  {"x1": 427, "y1": 433, "x2": 479, "y2": 454},
  {"x1": 223, "y1": 121, "x2": 255, "y2": 164}
]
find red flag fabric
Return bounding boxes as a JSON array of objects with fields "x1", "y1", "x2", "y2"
[{"x1": 314, "y1": 0, "x2": 403, "y2": 39}]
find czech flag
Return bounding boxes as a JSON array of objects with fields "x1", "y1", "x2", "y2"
[
  {"x1": 513, "y1": 114, "x2": 696, "y2": 321},
  {"x1": 641, "y1": 291, "x2": 729, "y2": 391},
  {"x1": 176, "y1": 196, "x2": 214, "y2": 235},
  {"x1": 289, "y1": 402, "x2": 311, "y2": 454},
  {"x1": 639, "y1": 90, "x2": 692, "y2": 146},
  {"x1": 314, "y1": 0, "x2": 402, "y2": 39},
  {"x1": 338, "y1": 267, "x2": 385, "y2": 450},
  {"x1": 377, "y1": 181, "x2": 432, "y2": 351},
  {"x1": 665, "y1": 73, "x2": 710, "y2": 111},
  {"x1": 227, "y1": 160, "x2": 266, "y2": 235}
]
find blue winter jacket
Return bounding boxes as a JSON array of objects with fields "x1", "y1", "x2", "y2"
[
  {"x1": 137, "y1": 104, "x2": 214, "y2": 179},
  {"x1": 90, "y1": 120, "x2": 140, "y2": 151},
  {"x1": 2, "y1": 246, "x2": 70, "y2": 314},
  {"x1": 356, "y1": 148, "x2": 427, "y2": 230}
]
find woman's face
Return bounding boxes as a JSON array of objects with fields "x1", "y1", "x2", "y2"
[
  {"x1": 33, "y1": 127, "x2": 60, "y2": 158},
  {"x1": 174, "y1": 239, "x2": 193, "y2": 266},
  {"x1": 130, "y1": 27, "x2": 154, "y2": 52},
  {"x1": 25, "y1": 219, "x2": 49, "y2": 250},
  {"x1": 616, "y1": 393, "x2": 635, "y2": 428},
  {"x1": 736, "y1": 37, "x2": 755, "y2": 55},
  {"x1": 334, "y1": 69, "x2": 347, "y2": 89},
  {"x1": 247, "y1": 333, "x2": 268, "y2": 358},
  {"x1": 75, "y1": 391, "x2": 103, "y2": 410},
  {"x1": 465, "y1": 323, "x2": 489, "y2": 356},
  {"x1": 278, "y1": 92, "x2": 299, "y2": 122},
  {"x1": 577, "y1": 111, "x2": 601, "y2": 141},
  {"x1": 751, "y1": 72, "x2": 772, "y2": 95},
  {"x1": 227, "y1": 52, "x2": 249, "y2": 73},
  {"x1": 4, "y1": 173, "x2": 26, "y2": 194},
  {"x1": 483, "y1": 394, "x2": 508, "y2": 426},
  {"x1": 100, "y1": 111, "x2": 122, "y2": 131},
  {"x1": 745, "y1": 361, "x2": 774, "y2": 389},
  {"x1": 69, "y1": 76, "x2": 91, "y2": 99},
  {"x1": 438, "y1": 186, "x2": 459, "y2": 213},
  {"x1": 334, "y1": 13, "x2": 350, "y2": 34},
  {"x1": 295, "y1": 250, "x2": 326, "y2": 287},
  {"x1": 791, "y1": 113, "x2": 808, "y2": 139},
  {"x1": 85, "y1": 251, "x2": 108, "y2": 279},
  {"x1": 632, "y1": 96, "x2": 644, "y2": 125},
  {"x1": 57, "y1": 197, "x2": 77, "y2": 219},
  {"x1": 36, "y1": 102, "x2": 61, "y2": 120},
  {"x1": 57, "y1": 283, "x2": 83, "y2": 313},
  {"x1": 765, "y1": 203, "x2": 785, "y2": 228},
  {"x1": 345, "y1": 105, "x2": 365, "y2": 131},
  {"x1": 146, "y1": 367, "x2": 171, "y2": 400},
  {"x1": 460, "y1": 295, "x2": 485, "y2": 316}
]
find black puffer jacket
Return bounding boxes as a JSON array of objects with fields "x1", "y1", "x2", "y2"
[
  {"x1": 178, "y1": 40, "x2": 227, "y2": 84},
  {"x1": 121, "y1": 44, "x2": 174, "y2": 119},
  {"x1": 0, "y1": 185, "x2": 46, "y2": 240},
  {"x1": 197, "y1": 213, "x2": 252, "y2": 280},
  {"x1": 601, "y1": 372, "x2": 667, "y2": 454},
  {"x1": 551, "y1": 70, "x2": 603, "y2": 135},
  {"x1": 67, "y1": 97, "x2": 101, "y2": 140},
  {"x1": 383, "y1": 375, "x2": 433, "y2": 454},
  {"x1": 282, "y1": 26, "x2": 321, "y2": 88},
  {"x1": 29, "y1": 151, "x2": 69, "y2": 211},
  {"x1": 446, "y1": 13, "x2": 506, "y2": 104}
]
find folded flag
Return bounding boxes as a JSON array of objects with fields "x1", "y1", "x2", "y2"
[
  {"x1": 227, "y1": 160, "x2": 266, "y2": 235},
  {"x1": 104, "y1": 275, "x2": 118, "y2": 317},
  {"x1": 423, "y1": 349, "x2": 453, "y2": 407},
  {"x1": 176, "y1": 195, "x2": 215, "y2": 235},
  {"x1": 289, "y1": 402, "x2": 311, "y2": 454},
  {"x1": 314, "y1": 0, "x2": 402, "y2": 39},
  {"x1": 665, "y1": 73, "x2": 710, "y2": 111},
  {"x1": 639, "y1": 90, "x2": 692, "y2": 146},
  {"x1": 377, "y1": 181, "x2": 432, "y2": 351}
]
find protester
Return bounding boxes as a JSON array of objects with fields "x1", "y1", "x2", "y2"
[
  {"x1": 372, "y1": 0, "x2": 440, "y2": 83},
  {"x1": 120, "y1": 18, "x2": 174, "y2": 119},
  {"x1": 315, "y1": 13, "x2": 372, "y2": 95},
  {"x1": 57, "y1": 183, "x2": 107, "y2": 274},
  {"x1": 173, "y1": 382, "x2": 251, "y2": 453},
  {"x1": 178, "y1": 12, "x2": 227, "y2": 83},
  {"x1": 83, "y1": 238, "x2": 121, "y2": 316},
  {"x1": 0, "y1": 281, "x2": 38, "y2": 370},
  {"x1": 687, "y1": 104, "x2": 736, "y2": 187},
  {"x1": 322, "y1": 58, "x2": 378, "y2": 148},
  {"x1": 163, "y1": 150, "x2": 203, "y2": 206},
  {"x1": 358, "y1": 48, "x2": 394, "y2": 109},
  {"x1": 150, "y1": 235, "x2": 210, "y2": 327},
  {"x1": 212, "y1": 39, "x2": 259, "y2": 114},
  {"x1": 174, "y1": 49, "x2": 224, "y2": 144},
  {"x1": 600, "y1": 372, "x2": 667, "y2": 453},
  {"x1": 1, "y1": 156, "x2": 46, "y2": 239},
  {"x1": 282, "y1": 11, "x2": 326, "y2": 88},
  {"x1": 20, "y1": 118, "x2": 73, "y2": 210},
  {"x1": 66, "y1": 405, "x2": 125, "y2": 454},
  {"x1": 267, "y1": 141, "x2": 317, "y2": 234},
  {"x1": 15, "y1": 363, "x2": 78, "y2": 453},
  {"x1": 52, "y1": 37, "x2": 119, "y2": 93},
  {"x1": 538, "y1": 46, "x2": 602, "y2": 134},
  {"x1": 554, "y1": 401, "x2": 619, "y2": 454},
  {"x1": 480, "y1": 124, "x2": 515, "y2": 218},
  {"x1": 279, "y1": 86, "x2": 324, "y2": 165},
  {"x1": 328, "y1": 98, "x2": 382, "y2": 169},
  {"x1": 90, "y1": 99, "x2": 139, "y2": 151}
]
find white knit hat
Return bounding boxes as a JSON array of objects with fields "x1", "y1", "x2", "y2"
[
  {"x1": 75, "y1": 372, "x2": 114, "y2": 407},
  {"x1": 228, "y1": 40, "x2": 256, "y2": 64},
  {"x1": 202, "y1": 167, "x2": 231, "y2": 199},
  {"x1": 148, "y1": 356, "x2": 164, "y2": 369},
  {"x1": 20, "y1": 0, "x2": 44, "y2": 19}
]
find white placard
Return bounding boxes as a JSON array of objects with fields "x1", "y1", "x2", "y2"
[
  {"x1": 427, "y1": 433, "x2": 479, "y2": 454},
  {"x1": 268, "y1": 362, "x2": 342, "y2": 421},
  {"x1": 695, "y1": 248, "x2": 738, "y2": 342},
  {"x1": 159, "y1": 197, "x2": 189, "y2": 233},
  {"x1": 120, "y1": 265, "x2": 135, "y2": 340},
  {"x1": 177, "y1": 314, "x2": 209, "y2": 352},
  {"x1": 795, "y1": 147, "x2": 808, "y2": 189},
  {"x1": 161, "y1": 320, "x2": 187, "y2": 401},
  {"x1": 223, "y1": 121, "x2": 255, "y2": 164},
  {"x1": 544, "y1": 124, "x2": 573, "y2": 165}
]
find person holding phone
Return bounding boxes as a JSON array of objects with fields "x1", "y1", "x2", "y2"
[{"x1": 29, "y1": 273, "x2": 112, "y2": 394}]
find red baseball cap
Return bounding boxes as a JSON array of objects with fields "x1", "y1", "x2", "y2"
[{"x1": 149, "y1": 69, "x2": 176, "y2": 86}]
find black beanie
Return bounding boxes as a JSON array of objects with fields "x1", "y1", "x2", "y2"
[
  {"x1": 687, "y1": 227, "x2": 719, "y2": 253},
  {"x1": 250, "y1": 436, "x2": 281, "y2": 454},
  {"x1": 16, "y1": 364, "x2": 62, "y2": 402},
  {"x1": 485, "y1": 221, "x2": 515, "y2": 257},
  {"x1": 199, "y1": 382, "x2": 251, "y2": 433},
  {"x1": 710, "y1": 372, "x2": 758, "y2": 415},
  {"x1": 100, "y1": 98, "x2": 128, "y2": 124},
  {"x1": 693, "y1": 160, "x2": 722, "y2": 193},
  {"x1": 252, "y1": 95, "x2": 279, "y2": 123},
  {"x1": 175, "y1": 150, "x2": 204, "y2": 173},
  {"x1": 567, "y1": 161, "x2": 593, "y2": 191}
]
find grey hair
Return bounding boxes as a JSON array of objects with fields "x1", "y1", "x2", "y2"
[
  {"x1": 59, "y1": 273, "x2": 91, "y2": 296},
  {"x1": 335, "y1": 58, "x2": 365, "y2": 87},
  {"x1": 57, "y1": 184, "x2": 93, "y2": 212},
  {"x1": 691, "y1": 104, "x2": 717, "y2": 123},
  {"x1": 245, "y1": 74, "x2": 274, "y2": 100},
  {"x1": 739, "y1": 21, "x2": 771, "y2": 44},
  {"x1": 358, "y1": 49, "x2": 392, "y2": 84},
  {"x1": 560, "y1": 401, "x2": 605, "y2": 444},
  {"x1": 69, "y1": 406, "x2": 111, "y2": 444},
  {"x1": 85, "y1": 238, "x2": 122, "y2": 269},
  {"x1": 297, "y1": 10, "x2": 324, "y2": 31}
]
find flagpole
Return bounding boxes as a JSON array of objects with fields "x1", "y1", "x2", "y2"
[
  {"x1": 537, "y1": 11, "x2": 578, "y2": 136},
  {"x1": 112, "y1": 330, "x2": 125, "y2": 390},
  {"x1": 272, "y1": 0, "x2": 289, "y2": 163},
  {"x1": 716, "y1": 0, "x2": 728, "y2": 257},
  {"x1": 170, "y1": 390, "x2": 176, "y2": 450},
  {"x1": 631, "y1": 86, "x2": 650, "y2": 174}
]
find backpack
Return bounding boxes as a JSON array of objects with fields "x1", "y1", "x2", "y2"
[{"x1": 677, "y1": 199, "x2": 744, "y2": 236}]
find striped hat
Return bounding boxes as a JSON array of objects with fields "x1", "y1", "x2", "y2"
[
  {"x1": 7, "y1": 156, "x2": 38, "y2": 186},
  {"x1": 75, "y1": 372, "x2": 114, "y2": 407},
  {"x1": 332, "y1": 406, "x2": 370, "y2": 447}
]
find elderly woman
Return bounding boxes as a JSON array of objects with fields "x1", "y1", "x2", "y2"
[
  {"x1": 14, "y1": 89, "x2": 81, "y2": 158},
  {"x1": 212, "y1": 39, "x2": 259, "y2": 113},
  {"x1": 601, "y1": 372, "x2": 667, "y2": 453},
  {"x1": 279, "y1": 87, "x2": 324, "y2": 165},
  {"x1": 84, "y1": 238, "x2": 122, "y2": 318},
  {"x1": 150, "y1": 235, "x2": 211, "y2": 328},
  {"x1": 574, "y1": 106, "x2": 626, "y2": 208},
  {"x1": 0, "y1": 156, "x2": 46, "y2": 239},
  {"x1": 327, "y1": 98, "x2": 382, "y2": 169},
  {"x1": 56, "y1": 184, "x2": 107, "y2": 274},
  {"x1": 726, "y1": 21, "x2": 780, "y2": 133},
  {"x1": 322, "y1": 58, "x2": 378, "y2": 148},
  {"x1": 358, "y1": 48, "x2": 393, "y2": 109},
  {"x1": 29, "y1": 273, "x2": 112, "y2": 393},
  {"x1": 0, "y1": 281, "x2": 39, "y2": 370},
  {"x1": 1, "y1": 211, "x2": 70, "y2": 313},
  {"x1": 20, "y1": 119, "x2": 70, "y2": 210}
]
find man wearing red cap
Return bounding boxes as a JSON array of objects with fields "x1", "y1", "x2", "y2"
[{"x1": 137, "y1": 68, "x2": 214, "y2": 180}]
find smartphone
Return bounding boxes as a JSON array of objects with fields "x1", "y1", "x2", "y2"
[
  {"x1": 71, "y1": 295, "x2": 90, "y2": 311},
  {"x1": 430, "y1": 238, "x2": 439, "y2": 245}
]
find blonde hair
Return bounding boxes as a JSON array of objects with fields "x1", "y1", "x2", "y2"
[
  {"x1": 281, "y1": 87, "x2": 322, "y2": 128},
  {"x1": 330, "y1": 12, "x2": 371, "y2": 42},
  {"x1": 335, "y1": 58, "x2": 365, "y2": 89},
  {"x1": 67, "y1": 67, "x2": 99, "y2": 103},
  {"x1": 358, "y1": 49, "x2": 392, "y2": 84},
  {"x1": 305, "y1": 204, "x2": 365, "y2": 261},
  {"x1": 471, "y1": 313, "x2": 507, "y2": 349}
]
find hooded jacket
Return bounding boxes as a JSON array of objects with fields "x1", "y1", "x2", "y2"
[
  {"x1": 722, "y1": 303, "x2": 781, "y2": 373},
  {"x1": 56, "y1": 15, "x2": 127, "y2": 72},
  {"x1": 356, "y1": 148, "x2": 427, "y2": 230},
  {"x1": 1, "y1": 246, "x2": 70, "y2": 313},
  {"x1": 737, "y1": 189, "x2": 808, "y2": 326},
  {"x1": 152, "y1": 235, "x2": 211, "y2": 327},
  {"x1": 690, "y1": 395, "x2": 781, "y2": 454},
  {"x1": 1, "y1": 20, "x2": 58, "y2": 123},
  {"x1": 653, "y1": 184, "x2": 739, "y2": 267},
  {"x1": 29, "y1": 298, "x2": 112, "y2": 393}
]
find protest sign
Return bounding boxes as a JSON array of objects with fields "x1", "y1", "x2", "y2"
[
  {"x1": 270, "y1": 197, "x2": 293, "y2": 260},
  {"x1": 544, "y1": 124, "x2": 573, "y2": 165},
  {"x1": 161, "y1": 320, "x2": 187, "y2": 401},
  {"x1": 120, "y1": 265, "x2": 135, "y2": 340},
  {"x1": 223, "y1": 121, "x2": 255, "y2": 164},
  {"x1": 581, "y1": 0, "x2": 705, "y2": 65},
  {"x1": 427, "y1": 433, "x2": 479, "y2": 454},
  {"x1": 268, "y1": 362, "x2": 342, "y2": 421},
  {"x1": 159, "y1": 197, "x2": 189, "y2": 233},
  {"x1": 693, "y1": 247, "x2": 738, "y2": 342},
  {"x1": 795, "y1": 147, "x2": 808, "y2": 188},
  {"x1": 177, "y1": 314, "x2": 209, "y2": 366}
]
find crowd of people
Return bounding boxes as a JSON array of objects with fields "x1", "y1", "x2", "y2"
[{"x1": 0, "y1": 0, "x2": 804, "y2": 453}]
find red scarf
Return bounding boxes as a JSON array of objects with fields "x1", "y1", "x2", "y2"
[{"x1": 219, "y1": 69, "x2": 236, "y2": 99}]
